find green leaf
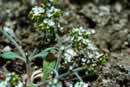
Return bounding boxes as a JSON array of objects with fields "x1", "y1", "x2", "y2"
[
  {"x1": 31, "y1": 48, "x2": 53, "y2": 60},
  {"x1": 1, "y1": 51, "x2": 18, "y2": 60},
  {"x1": 43, "y1": 60, "x2": 56, "y2": 80}
]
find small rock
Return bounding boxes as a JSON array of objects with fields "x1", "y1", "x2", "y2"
[{"x1": 2, "y1": 46, "x2": 11, "y2": 52}]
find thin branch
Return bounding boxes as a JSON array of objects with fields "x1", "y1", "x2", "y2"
[{"x1": 73, "y1": 71, "x2": 83, "y2": 82}]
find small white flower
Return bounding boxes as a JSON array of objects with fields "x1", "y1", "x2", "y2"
[
  {"x1": 73, "y1": 28, "x2": 79, "y2": 32},
  {"x1": 43, "y1": 19, "x2": 48, "y2": 23},
  {"x1": 5, "y1": 77, "x2": 11, "y2": 82},
  {"x1": 87, "y1": 60, "x2": 90, "y2": 64},
  {"x1": 75, "y1": 82, "x2": 88, "y2": 87},
  {"x1": 43, "y1": 19, "x2": 55, "y2": 26},
  {"x1": 53, "y1": 78, "x2": 58, "y2": 84},
  {"x1": 46, "y1": 10, "x2": 53, "y2": 17},
  {"x1": 47, "y1": 3, "x2": 51, "y2": 7},
  {"x1": 50, "y1": 6, "x2": 55, "y2": 12},
  {"x1": 32, "y1": 6, "x2": 45, "y2": 16},
  {"x1": 91, "y1": 29, "x2": 96, "y2": 34},
  {"x1": 64, "y1": 53, "x2": 72, "y2": 62},
  {"x1": 81, "y1": 58, "x2": 86, "y2": 62},
  {"x1": 95, "y1": 52, "x2": 103, "y2": 58},
  {"x1": 50, "y1": 6, "x2": 60, "y2": 13},
  {"x1": 49, "y1": 0, "x2": 54, "y2": 2},
  {"x1": 82, "y1": 39, "x2": 90, "y2": 45},
  {"x1": 69, "y1": 66, "x2": 73, "y2": 70},
  {"x1": 88, "y1": 43, "x2": 98, "y2": 50},
  {"x1": 54, "y1": 8, "x2": 60, "y2": 13},
  {"x1": 46, "y1": 7, "x2": 58, "y2": 17},
  {"x1": 64, "y1": 48, "x2": 77, "y2": 62},
  {"x1": 66, "y1": 49, "x2": 77, "y2": 56},
  {"x1": 60, "y1": 46, "x2": 65, "y2": 50},
  {"x1": 48, "y1": 19, "x2": 55, "y2": 26},
  {"x1": 78, "y1": 36, "x2": 83, "y2": 41},
  {"x1": 82, "y1": 39, "x2": 88, "y2": 45},
  {"x1": 87, "y1": 52, "x2": 94, "y2": 58}
]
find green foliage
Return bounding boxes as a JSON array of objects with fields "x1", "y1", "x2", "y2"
[
  {"x1": 0, "y1": 26, "x2": 56, "y2": 86},
  {"x1": 8, "y1": 72, "x2": 19, "y2": 87},
  {"x1": 43, "y1": 60, "x2": 56, "y2": 80},
  {"x1": 69, "y1": 27, "x2": 89, "y2": 48},
  {"x1": 31, "y1": 47, "x2": 53, "y2": 60},
  {"x1": 97, "y1": 54, "x2": 108, "y2": 65},
  {"x1": 1, "y1": 51, "x2": 18, "y2": 60},
  {"x1": 60, "y1": 27, "x2": 107, "y2": 77},
  {"x1": 0, "y1": 72, "x2": 23, "y2": 87}
]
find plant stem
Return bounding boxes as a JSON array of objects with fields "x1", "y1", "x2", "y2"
[
  {"x1": 2, "y1": 30, "x2": 26, "y2": 58},
  {"x1": 1, "y1": 30, "x2": 32, "y2": 85},
  {"x1": 26, "y1": 57, "x2": 32, "y2": 83},
  {"x1": 59, "y1": 66, "x2": 87, "y2": 78},
  {"x1": 37, "y1": 66, "x2": 87, "y2": 86},
  {"x1": 55, "y1": 33, "x2": 63, "y2": 71},
  {"x1": 73, "y1": 71, "x2": 83, "y2": 81}
]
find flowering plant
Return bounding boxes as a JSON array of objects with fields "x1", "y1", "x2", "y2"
[
  {"x1": 29, "y1": 0, "x2": 62, "y2": 32},
  {"x1": 28, "y1": 0, "x2": 108, "y2": 86}
]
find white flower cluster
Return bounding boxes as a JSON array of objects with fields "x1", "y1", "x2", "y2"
[
  {"x1": 70, "y1": 27, "x2": 96, "y2": 48},
  {"x1": 72, "y1": 27, "x2": 95, "y2": 35},
  {"x1": 64, "y1": 48, "x2": 77, "y2": 63},
  {"x1": 74, "y1": 82, "x2": 88, "y2": 87},
  {"x1": 32, "y1": 6, "x2": 45, "y2": 16},
  {"x1": 46, "y1": 6, "x2": 61, "y2": 17},
  {"x1": 43, "y1": 18, "x2": 55, "y2": 26},
  {"x1": 0, "y1": 73, "x2": 23, "y2": 87},
  {"x1": 85, "y1": 39, "x2": 98, "y2": 51},
  {"x1": 62, "y1": 27, "x2": 104, "y2": 63},
  {"x1": 60, "y1": 45, "x2": 77, "y2": 63},
  {"x1": 32, "y1": 0, "x2": 61, "y2": 18},
  {"x1": 31, "y1": 0, "x2": 62, "y2": 31}
]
